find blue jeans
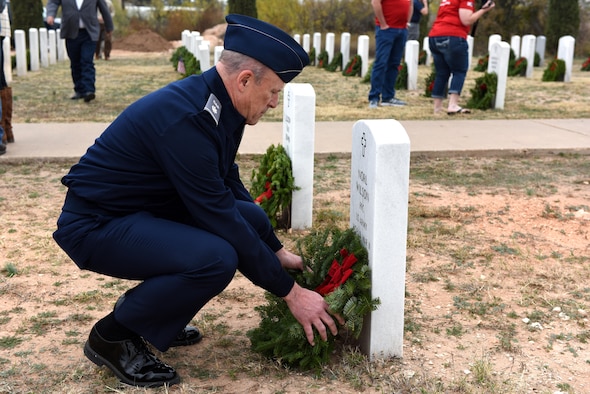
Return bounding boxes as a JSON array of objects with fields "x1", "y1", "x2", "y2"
[
  {"x1": 429, "y1": 36, "x2": 469, "y2": 98},
  {"x1": 65, "y1": 29, "x2": 97, "y2": 94},
  {"x1": 368, "y1": 27, "x2": 407, "y2": 102}
]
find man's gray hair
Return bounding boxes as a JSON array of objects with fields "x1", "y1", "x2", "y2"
[{"x1": 218, "y1": 49, "x2": 269, "y2": 83}]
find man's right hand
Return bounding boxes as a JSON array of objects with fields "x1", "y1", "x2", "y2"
[
  {"x1": 283, "y1": 283, "x2": 344, "y2": 346},
  {"x1": 47, "y1": 16, "x2": 54, "y2": 25}
]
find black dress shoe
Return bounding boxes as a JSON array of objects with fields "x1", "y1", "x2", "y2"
[
  {"x1": 70, "y1": 92, "x2": 84, "y2": 100},
  {"x1": 84, "y1": 326, "x2": 180, "y2": 387},
  {"x1": 0, "y1": 143, "x2": 6, "y2": 155},
  {"x1": 84, "y1": 92, "x2": 96, "y2": 102},
  {"x1": 170, "y1": 325, "x2": 203, "y2": 347}
]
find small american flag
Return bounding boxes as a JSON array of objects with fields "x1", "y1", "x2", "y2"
[{"x1": 177, "y1": 59, "x2": 186, "y2": 74}]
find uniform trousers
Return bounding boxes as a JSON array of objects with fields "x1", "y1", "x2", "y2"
[{"x1": 54, "y1": 197, "x2": 278, "y2": 351}]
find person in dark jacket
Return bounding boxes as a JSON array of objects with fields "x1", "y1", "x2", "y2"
[
  {"x1": 46, "y1": 0, "x2": 114, "y2": 102},
  {"x1": 53, "y1": 14, "x2": 343, "y2": 388}
]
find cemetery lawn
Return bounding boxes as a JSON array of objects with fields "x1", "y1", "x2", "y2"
[
  {"x1": 2, "y1": 48, "x2": 590, "y2": 393},
  {"x1": 2, "y1": 153, "x2": 589, "y2": 393}
]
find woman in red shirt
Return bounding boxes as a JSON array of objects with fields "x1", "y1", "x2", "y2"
[{"x1": 428, "y1": 0, "x2": 495, "y2": 114}]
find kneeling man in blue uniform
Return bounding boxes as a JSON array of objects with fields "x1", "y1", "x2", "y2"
[{"x1": 53, "y1": 14, "x2": 343, "y2": 387}]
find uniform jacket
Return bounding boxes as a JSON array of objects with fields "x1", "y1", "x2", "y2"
[
  {"x1": 56, "y1": 68, "x2": 295, "y2": 297},
  {"x1": 46, "y1": 0, "x2": 114, "y2": 41}
]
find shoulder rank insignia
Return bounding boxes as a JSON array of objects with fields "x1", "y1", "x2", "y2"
[{"x1": 204, "y1": 93, "x2": 221, "y2": 126}]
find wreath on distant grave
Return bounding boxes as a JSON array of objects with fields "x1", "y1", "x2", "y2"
[
  {"x1": 342, "y1": 54, "x2": 362, "y2": 77},
  {"x1": 317, "y1": 50, "x2": 329, "y2": 69},
  {"x1": 508, "y1": 57, "x2": 527, "y2": 77},
  {"x1": 169, "y1": 46, "x2": 201, "y2": 78},
  {"x1": 581, "y1": 56, "x2": 590, "y2": 71},
  {"x1": 325, "y1": 52, "x2": 343, "y2": 72},
  {"x1": 247, "y1": 227, "x2": 380, "y2": 371},
  {"x1": 474, "y1": 54, "x2": 489, "y2": 72},
  {"x1": 249, "y1": 144, "x2": 298, "y2": 229},
  {"x1": 395, "y1": 61, "x2": 408, "y2": 90},
  {"x1": 418, "y1": 50, "x2": 427, "y2": 65},
  {"x1": 308, "y1": 47, "x2": 316, "y2": 66},
  {"x1": 466, "y1": 72, "x2": 497, "y2": 110},
  {"x1": 424, "y1": 67, "x2": 436, "y2": 97},
  {"x1": 542, "y1": 58, "x2": 566, "y2": 82}
]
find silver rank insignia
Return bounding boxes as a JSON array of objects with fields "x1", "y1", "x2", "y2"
[{"x1": 204, "y1": 93, "x2": 221, "y2": 126}]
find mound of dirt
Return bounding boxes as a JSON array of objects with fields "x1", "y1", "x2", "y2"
[{"x1": 112, "y1": 29, "x2": 173, "y2": 52}]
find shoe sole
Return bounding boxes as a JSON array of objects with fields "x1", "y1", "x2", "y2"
[{"x1": 83, "y1": 341, "x2": 180, "y2": 388}]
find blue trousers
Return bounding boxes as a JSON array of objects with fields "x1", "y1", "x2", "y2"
[
  {"x1": 54, "y1": 197, "x2": 280, "y2": 351},
  {"x1": 65, "y1": 29, "x2": 97, "y2": 95},
  {"x1": 429, "y1": 36, "x2": 469, "y2": 98},
  {"x1": 368, "y1": 27, "x2": 407, "y2": 102}
]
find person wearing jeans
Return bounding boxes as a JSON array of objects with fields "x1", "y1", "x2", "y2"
[
  {"x1": 428, "y1": 0, "x2": 495, "y2": 114},
  {"x1": 368, "y1": 0, "x2": 412, "y2": 108}
]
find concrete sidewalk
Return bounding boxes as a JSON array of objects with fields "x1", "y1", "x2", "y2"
[{"x1": 1, "y1": 118, "x2": 589, "y2": 160}]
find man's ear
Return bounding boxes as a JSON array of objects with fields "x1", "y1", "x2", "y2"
[{"x1": 237, "y1": 70, "x2": 253, "y2": 92}]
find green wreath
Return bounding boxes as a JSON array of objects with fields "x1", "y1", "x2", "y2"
[
  {"x1": 325, "y1": 52, "x2": 343, "y2": 72},
  {"x1": 466, "y1": 72, "x2": 497, "y2": 110},
  {"x1": 247, "y1": 227, "x2": 380, "y2": 371},
  {"x1": 542, "y1": 58, "x2": 566, "y2": 82},
  {"x1": 508, "y1": 57, "x2": 527, "y2": 77},
  {"x1": 424, "y1": 66, "x2": 436, "y2": 97},
  {"x1": 581, "y1": 56, "x2": 590, "y2": 71},
  {"x1": 395, "y1": 61, "x2": 408, "y2": 90},
  {"x1": 342, "y1": 54, "x2": 362, "y2": 77},
  {"x1": 249, "y1": 144, "x2": 298, "y2": 229},
  {"x1": 308, "y1": 47, "x2": 316, "y2": 66},
  {"x1": 169, "y1": 46, "x2": 201, "y2": 78},
  {"x1": 474, "y1": 54, "x2": 489, "y2": 72},
  {"x1": 317, "y1": 50, "x2": 329, "y2": 69}
]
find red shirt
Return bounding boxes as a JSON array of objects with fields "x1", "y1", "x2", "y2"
[
  {"x1": 429, "y1": 0, "x2": 475, "y2": 39},
  {"x1": 375, "y1": 0, "x2": 412, "y2": 29}
]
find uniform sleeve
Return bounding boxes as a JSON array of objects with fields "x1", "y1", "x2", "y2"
[{"x1": 150, "y1": 112, "x2": 294, "y2": 297}]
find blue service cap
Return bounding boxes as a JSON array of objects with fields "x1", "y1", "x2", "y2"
[{"x1": 224, "y1": 14, "x2": 309, "y2": 83}]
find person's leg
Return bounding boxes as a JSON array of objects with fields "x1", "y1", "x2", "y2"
[
  {"x1": 381, "y1": 28, "x2": 407, "y2": 102},
  {"x1": 65, "y1": 37, "x2": 84, "y2": 96},
  {"x1": 446, "y1": 37, "x2": 470, "y2": 112},
  {"x1": 78, "y1": 30, "x2": 97, "y2": 100},
  {"x1": 79, "y1": 211, "x2": 239, "y2": 351},
  {"x1": 368, "y1": 27, "x2": 394, "y2": 104},
  {"x1": 104, "y1": 27, "x2": 112, "y2": 60},
  {"x1": 429, "y1": 36, "x2": 451, "y2": 112}
]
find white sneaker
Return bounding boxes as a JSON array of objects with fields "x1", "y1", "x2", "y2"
[{"x1": 369, "y1": 100, "x2": 379, "y2": 109}]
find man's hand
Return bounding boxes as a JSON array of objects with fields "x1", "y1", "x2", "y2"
[
  {"x1": 276, "y1": 247, "x2": 304, "y2": 271},
  {"x1": 283, "y1": 283, "x2": 345, "y2": 346},
  {"x1": 47, "y1": 16, "x2": 55, "y2": 26}
]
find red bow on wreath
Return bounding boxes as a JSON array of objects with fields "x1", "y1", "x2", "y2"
[
  {"x1": 315, "y1": 248, "x2": 358, "y2": 296},
  {"x1": 254, "y1": 181, "x2": 273, "y2": 204}
]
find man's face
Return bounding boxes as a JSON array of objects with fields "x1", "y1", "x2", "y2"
[{"x1": 239, "y1": 71, "x2": 285, "y2": 125}]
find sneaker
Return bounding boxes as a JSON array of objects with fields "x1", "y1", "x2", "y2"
[
  {"x1": 381, "y1": 98, "x2": 407, "y2": 107},
  {"x1": 368, "y1": 100, "x2": 379, "y2": 109}
]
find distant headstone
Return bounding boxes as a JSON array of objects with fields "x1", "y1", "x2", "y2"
[
  {"x1": 39, "y1": 28, "x2": 49, "y2": 68},
  {"x1": 557, "y1": 35, "x2": 575, "y2": 83},
  {"x1": 181, "y1": 30, "x2": 190, "y2": 48},
  {"x1": 422, "y1": 37, "x2": 431, "y2": 66},
  {"x1": 350, "y1": 119, "x2": 410, "y2": 360},
  {"x1": 293, "y1": 34, "x2": 301, "y2": 45},
  {"x1": 282, "y1": 83, "x2": 316, "y2": 230},
  {"x1": 535, "y1": 35, "x2": 546, "y2": 67},
  {"x1": 48, "y1": 30, "x2": 57, "y2": 65},
  {"x1": 198, "y1": 43, "x2": 210, "y2": 71},
  {"x1": 14, "y1": 30, "x2": 26, "y2": 77},
  {"x1": 488, "y1": 34, "x2": 501, "y2": 53},
  {"x1": 358, "y1": 35, "x2": 370, "y2": 77},
  {"x1": 29, "y1": 28, "x2": 40, "y2": 71},
  {"x1": 341, "y1": 32, "x2": 351, "y2": 71},
  {"x1": 405, "y1": 40, "x2": 419, "y2": 90},
  {"x1": 326, "y1": 32, "x2": 335, "y2": 63},
  {"x1": 3, "y1": 37, "x2": 11, "y2": 84},
  {"x1": 313, "y1": 32, "x2": 321, "y2": 62},
  {"x1": 510, "y1": 35, "x2": 521, "y2": 58},
  {"x1": 302, "y1": 34, "x2": 310, "y2": 53},
  {"x1": 467, "y1": 35, "x2": 474, "y2": 70},
  {"x1": 520, "y1": 35, "x2": 535, "y2": 78},
  {"x1": 56, "y1": 31, "x2": 66, "y2": 61},
  {"x1": 214, "y1": 46, "x2": 223, "y2": 64},
  {"x1": 487, "y1": 41, "x2": 510, "y2": 110}
]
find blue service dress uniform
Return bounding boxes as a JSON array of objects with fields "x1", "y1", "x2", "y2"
[{"x1": 53, "y1": 67, "x2": 295, "y2": 351}]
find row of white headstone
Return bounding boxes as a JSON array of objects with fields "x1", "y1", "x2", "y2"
[{"x1": 8, "y1": 28, "x2": 68, "y2": 81}]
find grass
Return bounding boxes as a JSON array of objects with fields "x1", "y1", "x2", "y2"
[{"x1": 1, "y1": 50, "x2": 590, "y2": 393}]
